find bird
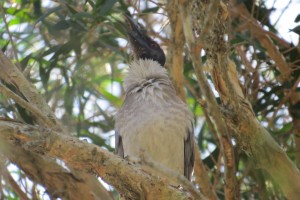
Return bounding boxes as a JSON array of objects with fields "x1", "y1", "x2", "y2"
[{"x1": 115, "y1": 14, "x2": 194, "y2": 181}]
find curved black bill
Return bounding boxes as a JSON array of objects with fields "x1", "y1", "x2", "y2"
[{"x1": 124, "y1": 14, "x2": 166, "y2": 66}]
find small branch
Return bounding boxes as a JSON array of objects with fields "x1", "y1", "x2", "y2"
[
  {"x1": 194, "y1": 144, "x2": 219, "y2": 200},
  {"x1": 0, "y1": 5, "x2": 19, "y2": 62},
  {"x1": 0, "y1": 51, "x2": 63, "y2": 131},
  {"x1": 0, "y1": 162, "x2": 30, "y2": 200},
  {"x1": 230, "y1": 3, "x2": 292, "y2": 81},
  {"x1": 166, "y1": 0, "x2": 186, "y2": 101},
  {"x1": 0, "y1": 83, "x2": 56, "y2": 127}
]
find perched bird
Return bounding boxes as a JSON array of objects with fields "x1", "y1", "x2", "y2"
[{"x1": 115, "y1": 14, "x2": 194, "y2": 180}]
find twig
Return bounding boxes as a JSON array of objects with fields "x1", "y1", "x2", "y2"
[
  {"x1": 0, "y1": 5, "x2": 19, "y2": 62},
  {"x1": 273, "y1": 0, "x2": 292, "y2": 26},
  {"x1": 230, "y1": 4, "x2": 292, "y2": 81},
  {"x1": 0, "y1": 161, "x2": 30, "y2": 200},
  {"x1": 0, "y1": 83, "x2": 55, "y2": 127}
]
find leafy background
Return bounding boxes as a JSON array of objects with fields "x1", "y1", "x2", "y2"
[{"x1": 0, "y1": 0, "x2": 300, "y2": 199}]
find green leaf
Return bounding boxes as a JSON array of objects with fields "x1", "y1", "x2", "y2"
[
  {"x1": 142, "y1": 6, "x2": 159, "y2": 14},
  {"x1": 20, "y1": 54, "x2": 32, "y2": 69},
  {"x1": 8, "y1": 18, "x2": 21, "y2": 26},
  {"x1": 5, "y1": 7, "x2": 18, "y2": 15},
  {"x1": 290, "y1": 25, "x2": 300, "y2": 35},
  {"x1": 79, "y1": 130, "x2": 113, "y2": 151},
  {"x1": 73, "y1": 12, "x2": 94, "y2": 19},
  {"x1": 35, "y1": 6, "x2": 62, "y2": 24},
  {"x1": 295, "y1": 14, "x2": 300, "y2": 22},
  {"x1": 98, "y1": 0, "x2": 118, "y2": 16},
  {"x1": 41, "y1": 45, "x2": 62, "y2": 57},
  {"x1": 53, "y1": 20, "x2": 71, "y2": 30},
  {"x1": 64, "y1": 86, "x2": 75, "y2": 115}
]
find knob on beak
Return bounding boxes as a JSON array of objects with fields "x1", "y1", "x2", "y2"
[{"x1": 124, "y1": 14, "x2": 166, "y2": 66}]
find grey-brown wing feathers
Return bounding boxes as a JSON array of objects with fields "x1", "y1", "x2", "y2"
[
  {"x1": 115, "y1": 131, "x2": 124, "y2": 158},
  {"x1": 184, "y1": 124, "x2": 194, "y2": 180}
]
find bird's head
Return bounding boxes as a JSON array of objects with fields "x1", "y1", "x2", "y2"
[{"x1": 124, "y1": 14, "x2": 166, "y2": 67}]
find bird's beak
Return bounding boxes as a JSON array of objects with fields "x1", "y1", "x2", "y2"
[
  {"x1": 124, "y1": 14, "x2": 166, "y2": 66},
  {"x1": 124, "y1": 14, "x2": 147, "y2": 46}
]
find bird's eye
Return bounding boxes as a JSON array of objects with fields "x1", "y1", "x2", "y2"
[{"x1": 151, "y1": 43, "x2": 158, "y2": 48}]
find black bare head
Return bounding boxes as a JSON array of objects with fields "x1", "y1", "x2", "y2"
[{"x1": 124, "y1": 14, "x2": 166, "y2": 67}]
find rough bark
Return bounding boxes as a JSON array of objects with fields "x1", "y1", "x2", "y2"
[
  {"x1": 0, "y1": 138, "x2": 111, "y2": 199},
  {"x1": 0, "y1": 121, "x2": 205, "y2": 200},
  {"x1": 166, "y1": 0, "x2": 186, "y2": 101},
  {"x1": 0, "y1": 51, "x2": 113, "y2": 200},
  {"x1": 180, "y1": 0, "x2": 300, "y2": 199}
]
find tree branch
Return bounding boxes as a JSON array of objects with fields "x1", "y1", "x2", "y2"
[
  {"x1": 0, "y1": 121, "x2": 206, "y2": 200},
  {"x1": 179, "y1": 1, "x2": 237, "y2": 199},
  {"x1": 0, "y1": 133, "x2": 112, "y2": 200},
  {"x1": 229, "y1": 2, "x2": 292, "y2": 82},
  {"x1": 0, "y1": 51, "x2": 113, "y2": 200},
  {"x1": 180, "y1": 0, "x2": 300, "y2": 199},
  {"x1": 0, "y1": 161, "x2": 30, "y2": 200},
  {"x1": 166, "y1": 0, "x2": 187, "y2": 101}
]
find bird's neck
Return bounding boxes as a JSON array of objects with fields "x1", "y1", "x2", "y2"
[{"x1": 124, "y1": 59, "x2": 170, "y2": 93}]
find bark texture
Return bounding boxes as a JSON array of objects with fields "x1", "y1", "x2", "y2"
[
  {"x1": 0, "y1": 51, "x2": 113, "y2": 200},
  {"x1": 179, "y1": 0, "x2": 300, "y2": 199},
  {"x1": 0, "y1": 121, "x2": 205, "y2": 200}
]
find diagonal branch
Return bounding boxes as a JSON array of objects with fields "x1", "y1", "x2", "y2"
[
  {"x1": 0, "y1": 51, "x2": 113, "y2": 200},
  {"x1": 0, "y1": 134, "x2": 112, "y2": 200},
  {"x1": 0, "y1": 121, "x2": 206, "y2": 200},
  {"x1": 0, "y1": 160, "x2": 30, "y2": 200}
]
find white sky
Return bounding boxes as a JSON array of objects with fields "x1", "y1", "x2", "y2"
[{"x1": 266, "y1": 0, "x2": 300, "y2": 44}]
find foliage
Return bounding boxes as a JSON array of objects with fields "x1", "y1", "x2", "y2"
[{"x1": 0, "y1": 0, "x2": 300, "y2": 199}]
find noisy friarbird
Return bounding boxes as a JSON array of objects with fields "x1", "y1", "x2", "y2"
[{"x1": 115, "y1": 14, "x2": 194, "y2": 180}]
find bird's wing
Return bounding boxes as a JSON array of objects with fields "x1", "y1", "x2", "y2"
[
  {"x1": 184, "y1": 123, "x2": 195, "y2": 180},
  {"x1": 115, "y1": 130, "x2": 124, "y2": 158}
]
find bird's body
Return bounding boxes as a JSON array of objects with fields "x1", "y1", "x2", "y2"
[
  {"x1": 115, "y1": 15, "x2": 194, "y2": 180},
  {"x1": 115, "y1": 59, "x2": 194, "y2": 179}
]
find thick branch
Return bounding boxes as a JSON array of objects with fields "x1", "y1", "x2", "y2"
[
  {"x1": 0, "y1": 121, "x2": 205, "y2": 200},
  {"x1": 0, "y1": 133, "x2": 112, "y2": 200},
  {"x1": 0, "y1": 51, "x2": 113, "y2": 200}
]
